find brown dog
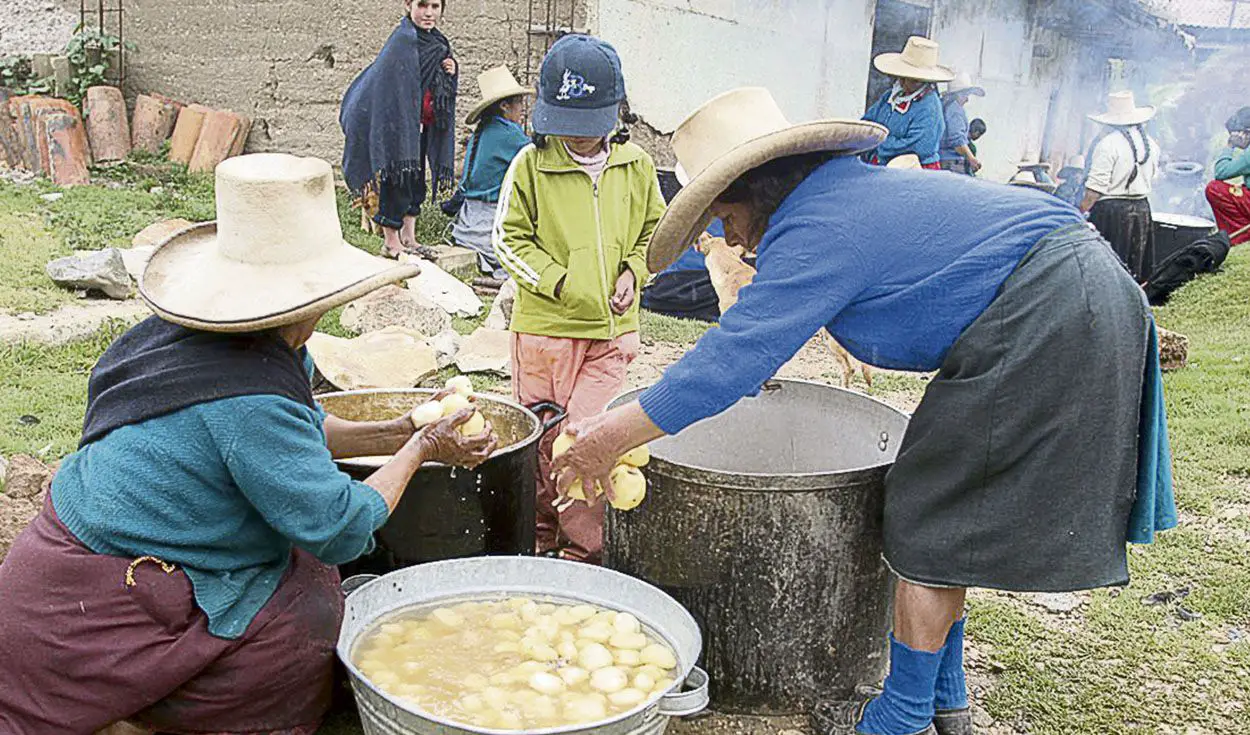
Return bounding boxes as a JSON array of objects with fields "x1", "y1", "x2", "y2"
[{"x1": 695, "y1": 233, "x2": 873, "y2": 389}]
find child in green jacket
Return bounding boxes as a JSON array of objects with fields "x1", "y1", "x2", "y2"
[{"x1": 493, "y1": 34, "x2": 664, "y2": 563}]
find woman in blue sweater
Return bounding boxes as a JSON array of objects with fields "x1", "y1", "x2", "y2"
[
  {"x1": 452, "y1": 65, "x2": 534, "y2": 280},
  {"x1": 0, "y1": 154, "x2": 497, "y2": 734},
  {"x1": 862, "y1": 36, "x2": 952, "y2": 169},
  {"x1": 553, "y1": 89, "x2": 1174, "y2": 735}
]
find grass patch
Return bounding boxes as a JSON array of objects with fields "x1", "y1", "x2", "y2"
[
  {"x1": 0, "y1": 185, "x2": 79, "y2": 314},
  {"x1": 0, "y1": 320, "x2": 130, "y2": 458},
  {"x1": 639, "y1": 310, "x2": 710, "y2": 345}
]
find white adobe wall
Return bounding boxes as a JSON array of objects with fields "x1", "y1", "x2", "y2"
[{"x1": 593, "y1": 0, "x2": 876, "y2": 134}]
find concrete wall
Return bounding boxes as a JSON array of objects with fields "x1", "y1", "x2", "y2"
[
  {"x1": 122, "y1": 0, "x2": 546, "y2": 162},
  {"x1": 594, "y1": 0, "x2": 875, "y2": 134}
]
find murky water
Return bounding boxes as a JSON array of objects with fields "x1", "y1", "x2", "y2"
[{"x1": 352, "y1": 597, "x2": 679, "y2": 730}]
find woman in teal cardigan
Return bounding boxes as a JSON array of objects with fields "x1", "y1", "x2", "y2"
[
  {"x1": 1205, "y1": 106, "x2": 1250, "y2": 246},
  {"x1": 0, "y1": 154, "x2": 497, "y2": 735},
  {"x1": 452, "y1": 66, "x2": 534, "y2": 280}
]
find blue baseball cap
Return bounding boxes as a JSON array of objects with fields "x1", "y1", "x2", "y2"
[{"x1": 532, "y1": 35, "x2": 626, "y2": 138}]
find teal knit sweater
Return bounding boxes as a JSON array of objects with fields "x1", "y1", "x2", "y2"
[{"x1": 51, "y1": 386, "x2": 389, "y2": 639}]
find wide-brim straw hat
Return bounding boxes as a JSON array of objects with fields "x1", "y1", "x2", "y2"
[
  {"x1": 873, "y1": 36, "x2": 956, "y2": 83},
  {"x1": 886, "y1": 153, "x2": 922, "y2": 169},
  {"x1": 466, "y1": 65, "x2": 534, "y2": 125},
  {"x1": 944, "y1": 71, "x2": 985, "y2": 98},
  {"x1": 140, "y1": 153, "x2": 419, "y2": 333},
  {"x1": 1089, "y1": 90, "x2": 1156, "y2": 127},
  {"x1": 648, "y1": 88, "x2": 887, "y2": 271}
]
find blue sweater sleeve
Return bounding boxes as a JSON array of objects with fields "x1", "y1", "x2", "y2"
[
  {"x1": 1213, "y1": 147, "x2": 1250, "y2": 181},
  {"x1": 218, "y1": 397, "x2": 389, "y2": 565},
  {"x1": 639, "y1": 217, "x2": 871, "y2": 434},
  {"x1": 943, "y1": 102, "x2": 969, "y2": 149}
]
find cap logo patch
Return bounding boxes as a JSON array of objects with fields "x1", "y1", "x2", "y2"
[{"x1": 556, "y1": 69, "x2": 597, "y2": 101}]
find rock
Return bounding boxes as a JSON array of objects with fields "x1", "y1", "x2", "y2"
[
  {"x1": 1028, "y1": 592, "x2": 1084, "y2": 613},
  {"x1": 400, "y1": 255, "x2": 483, "y2": 317},
  {"x1": 40, "y1": 192, "x2": 63, "y2": 202},
  {"x1": 83, "y1": 86, "x2": 131, "y2": 162},
  {"x1": 3, "y1": 454, "x2": 53, "y2": 499},
  {"x1": 484, "y1": 278, "x2": 517, "y2": 330},
  {"x1": 340, "y1": 284, "x2": 452, "y2": 336},
  {"x1": 429, "y1": 329, "x2": 462, "y2": 369},
  {"x1": 455, "y1": 327, "x2": 512, "y2": 376},
  {"x1": 132, "y1": 218, "x2": 194, "y2": 248},
  {"x1": 0, "y1": 492, "x2": 43, "y2": 564},
  {"x1": 0, "y1": 456, "x2": 7, "y2": 482},
  {"x1": 46, "y1": 248, "x2": 132, "y2": 299},
  {"x1": 118, "y1": 246, "x2": 156, "y2": 282},
  {"x1": 0, "y1": 300, "x2": 149, "y2": 346},
  {"x1": 1158, "y1": 327, "x2": 1189, "y2": 371},
  {"x1": 306, "y1": 327, "x2": 439, "y2": 390}
]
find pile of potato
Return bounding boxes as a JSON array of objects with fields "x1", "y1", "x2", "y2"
[
  {"x1": 352, "y1": 597, "x2": 681, "y2": 730},
  {"x1": 552, "y1": 434, "x2": 651, "y2": 511},
  {"x1": 409, "y1": 376, "x2": 487, "y2": 437}
]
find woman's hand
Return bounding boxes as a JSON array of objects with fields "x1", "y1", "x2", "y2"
[
  {"x1": 551, "y1": 403, "x2": 667, "y2": 506},
  {"x1": 417, "y1": 407, "x2": 497, "y2": 468},
  {"x1": 610, "y1": 270, "x2": 636, "y2": 315},
  {"x1": 1230, "y1": 131, "x2": 1250, "y2": 150},
  {"x1": 442, "y1": 57, "x2": 457, "y2": 75}
]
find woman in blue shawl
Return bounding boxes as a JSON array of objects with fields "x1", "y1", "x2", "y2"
[
  {"x1": 862, "y1": 36, "x2": 952, "y2": 169},
  {"x1": 340, "y1": 0, "x2": 459, "y2": 258}
]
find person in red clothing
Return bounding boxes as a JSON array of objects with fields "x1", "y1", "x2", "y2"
[{"x1": 1206, "y1": 107, "x2": 1250, "y2": 246}]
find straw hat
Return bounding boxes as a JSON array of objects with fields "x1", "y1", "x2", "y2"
[
  {"x1": 466, "y1": 65, "x2": 533, "y2": 125},
  {"x1": 647, "y1": 88, "x2": 887, "y2": 271},
  {"x1": 140, "y1": 153, "x2": 419, "y2": 333},
  {"x1": 944, "y1": 71, "x2": 985, "y2": 98},
  {"x1": 1008, "y1": 162, "x2": 1058, "y2": 192},
  {"x1": 1088, "y1": 91, "x2": 1156, "y2": 127},
  {"x1": 873, "y1": 36, "x2": 956, "y2": 83},
  {"x1": 886, "y1": 153, "x2": 922, "y2": 169}
]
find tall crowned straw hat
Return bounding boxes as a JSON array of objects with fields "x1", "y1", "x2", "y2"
[
  {"x1": 873, "y1": 36, "x2": 956, "y2": 83},
  {"x1": 1088, "y1": 91, "x2": 1156, "y2": 127},
  {"x1": 465, "y1": 65, "x2": 534, "y2": 125},
  {"x1": 647, "y1": 88, "x2": 887, "y2": 271},
  {"x1": 140, "y1": 153, "x2": 419, "y2": 332},
  {"x1": 944, "y1": 71, "x2": 985, "y2": 98}
]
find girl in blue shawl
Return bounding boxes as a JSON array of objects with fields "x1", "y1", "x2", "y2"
[
  {"x1": 862, "y1": 36, "x2": 952, "y2": 169},
  {"x1": 340, "y1": 0, "x2": 458, "y2": 258}
]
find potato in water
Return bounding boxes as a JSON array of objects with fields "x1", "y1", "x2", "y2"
[{"x1": 352, "y1": 598, "x2": 679, "y2": 730}]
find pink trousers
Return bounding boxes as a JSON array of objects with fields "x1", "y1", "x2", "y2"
[{"x1": 511, "y1": 331, "x2": 640, "y2": 564}]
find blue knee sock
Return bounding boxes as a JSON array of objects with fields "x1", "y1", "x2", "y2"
[
  {"x1": 857, "y1": 635, "x2": 941, "y2": 735},
  {"x1": 934, "y1": 618, "x2": 968, "y2": 711}
]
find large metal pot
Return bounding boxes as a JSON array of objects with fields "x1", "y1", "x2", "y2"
[
  {"x1": 1152, "y1": 212, "x2": 1218, "y2": 272},
  {"x1": 337, "y1": 556, "x2": 710, "y2": 735},
  {"x1": 606, "y1": 379, "x2": 910, "y2": 715},
  {"x1": 319, "y1": 389, "x2": 565, "y2": 574}
]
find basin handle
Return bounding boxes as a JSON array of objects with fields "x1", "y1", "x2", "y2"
[
  {"x1": 340, "y1": 574, "x2": 379, "y2": 598},
  {"x1": 526, "y1": 401, "x2": 569, "y2": 436},
  {"x1": 658, "y1": 666, "x2": 709, "y2": 718}
]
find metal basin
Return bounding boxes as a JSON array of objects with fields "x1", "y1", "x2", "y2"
[
  {"x1": 606, "y1": 379, "x2": 911, "y2": 714},
  {"x1": 338, "y1": 556, "x2": 710, "y2": 735},
  {"x1": 319, "y1": 389, "x2": 563, "y2": 573}
]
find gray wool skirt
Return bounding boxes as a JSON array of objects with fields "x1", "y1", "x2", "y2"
[{"x1": 883, "y1": 223, "x2": 1151, "y2": 592}]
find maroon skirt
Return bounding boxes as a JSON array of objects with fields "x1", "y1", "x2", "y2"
[{"x1": 0, "y1": 496, "x2": 342, "y2": 735}]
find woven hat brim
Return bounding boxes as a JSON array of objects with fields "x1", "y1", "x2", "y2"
[
  {"x1": 873, "y1": 54, "x2": 956, "y2": 83},
  {"x1": 947, "y1": 86, "x2": 985, "y2": 97},
  {"x1": 1088, "y1": 106, "x2": 1157, "y2": 127},
  {"x1": 647, "y1": 120, "x2": 888, "y2": 272},
  {"x1": 465, "y1": 86, "x2": 534, "y2": 125},
  {"x1": 139, "y1": 222, "x2": 420, "y2": 333}
]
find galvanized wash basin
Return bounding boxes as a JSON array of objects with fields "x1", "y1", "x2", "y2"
[{"x1": 338, "y1": 556, "x2": 709, "y2": 735}]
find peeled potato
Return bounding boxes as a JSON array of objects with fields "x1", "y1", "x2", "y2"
[
  {"x1": 633, "y1": 672, "x2": 656, "y2": 691},
  {"x1": 431, "y1": 608, "x2": 464, "y2": 628},
  {"x1": 529, "y1": 671, "x2": 565, "y2": 695},
  {"x1": 613, "y1": 649, "x2": 641, "y2": 667},
  {"x1": 577, "y1": 642, "x2": 614, "y2": 671},
  {"x1": 564, "y1": 694, "x2": 608, "y2": 723},
  {"x1": 459, "y1": 411, "x2": 486, "y2": 437},
  {"x1": 608, "y1": 688, "x2": 647, "y2": 707},
  {"x1": 608, "y1": 465, "x2": 647, "y2": 511},
  {"x1": 569, "y1": 605, "x2": 596, "y2": 622},
  {"x1": 440, "y1": 393, "x2": 472, "y2": 416},
  {"x1": 445, "y1": 375, "x2": 474, "y2": 396},
  {"x1": 639, "y1": 643, "x2": 677, "y2": 670},
  {"x1": 654, "y1": 677, "x2": 675, "y2": 693},
  {"x1": 589, "y1": 666, "x2": 629, "y2": 693},
  {"x1": 609, "y1": 632, "x2": 647, "y2": 651},
  {"x1": 618, "y1": 444, "x2": 651, "y2": 467},
  {"x1": 522, "y1": 640, "x2": 559, "y2": 662},
  {"x1": 557, "y1": 641, "x2": 580, "y2": 660},
  {"x1": 559, "y1": 666, "x2": 589, "y2": 686},
  {"x1": 552, "y1": 432, "x2": 575, "y2": 458},
  {"x1": 578, "y1": 624, "x2": 613, "y2": 643},
  {"x1": 613, "y1": 612, "x2": 641, "y2": 634},
  {"x1": 410, "y1": 400, "x2": 445, "y2": 429}
]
